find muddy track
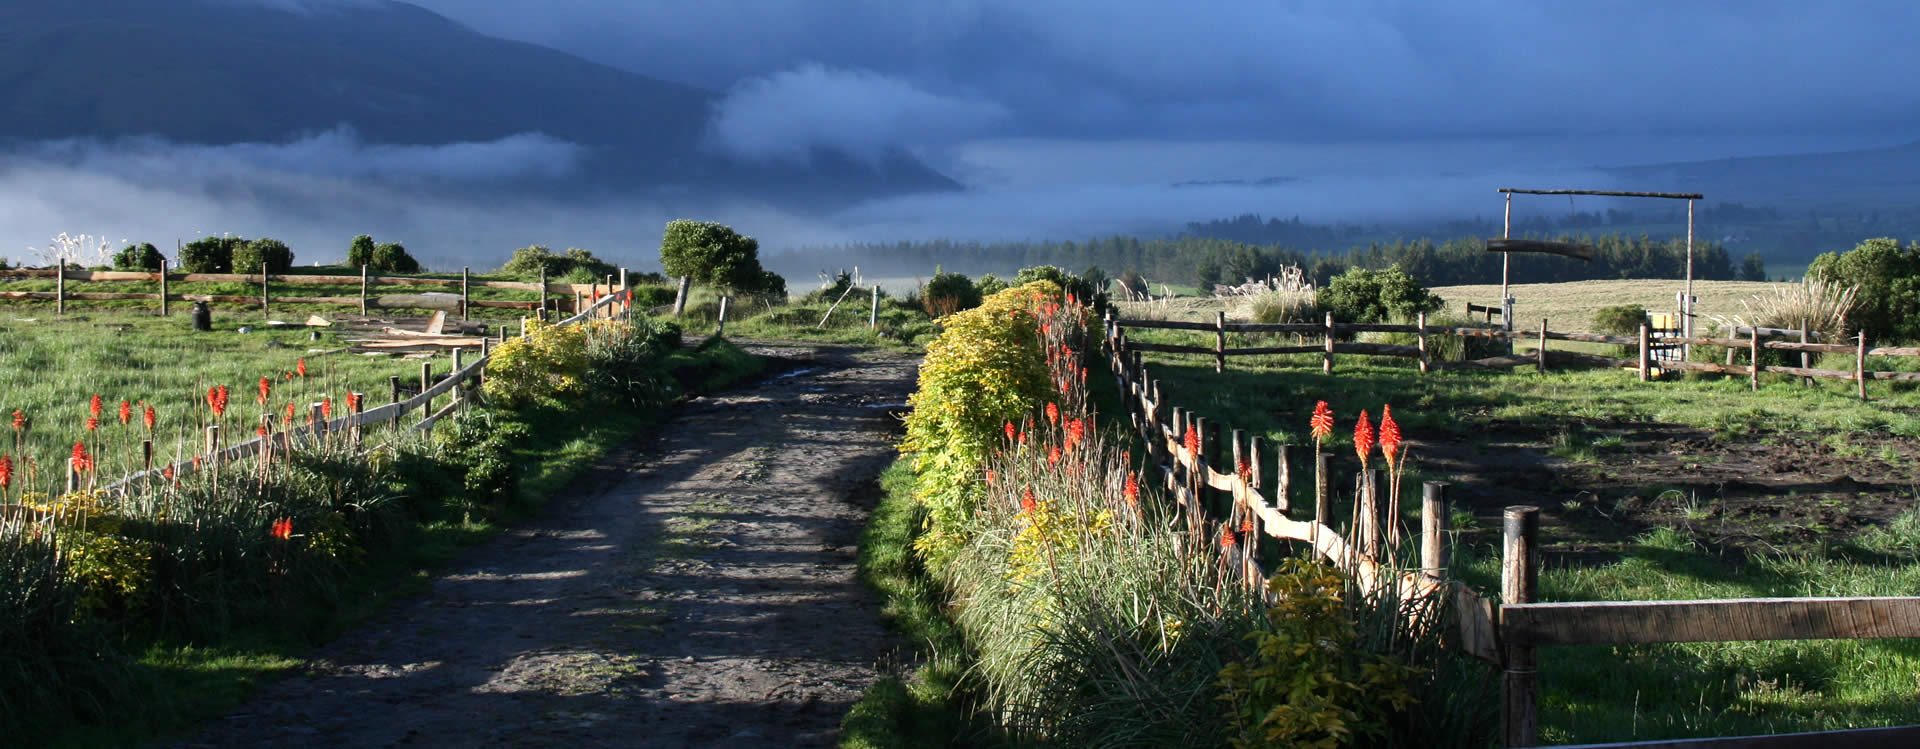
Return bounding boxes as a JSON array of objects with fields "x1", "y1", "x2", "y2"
[{"x1": 179, "y1": 343, "x2": 920, "y2": 748}]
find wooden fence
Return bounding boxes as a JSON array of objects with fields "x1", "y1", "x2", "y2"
[
  {"x1": 1103, "y1": 320, "x2": 1920, "y2": 748},
  {"x1": 96, "y1": 292, "x2": 630, "y2": 495},
  {"x1": 1108, "y1": 312, "x2": 1920, "y2": 400},
  {"x1": 0, "y1": 265, "x2": 637, "y2": 318}
]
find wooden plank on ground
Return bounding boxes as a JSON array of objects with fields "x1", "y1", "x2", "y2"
[
  {"x1": 1545, "y1": 724, "x2": 1920, "y2": 749},
  {"x1": 1503, "y1": 596, "x2": 1920, "y2": 647}
]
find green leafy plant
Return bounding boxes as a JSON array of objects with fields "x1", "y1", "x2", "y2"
[
  {"x1": 371, "y1": 242, "x2": 421, "y2": 273},
  {"x1": 1318, "y1": 265, "x2": 1443, "y2": 324},
  {"x1": 659, "y1": 220, "x2": 773, "y2": 296},
  {"x1": 481, "y1": 319, "x2": 588, "y2": 410},
  {"x1": 231, "y1": 238, "x2": 295, "y2": 274},
  {"x1": 176, "y1": 235, "x2": 245, "y2": 273},
  {"x1": 1807, "y1": 237, "x2": 1920, "y2": 342},
  {"x1": 922, "y1": 268, "x2": 982, "y2": 319},
  {"x1": 347, "y1": 235, "x2": 377, "y2": 267},
  {"x1": 112, "y1": 243, "x2": 164, "y2": 272}
]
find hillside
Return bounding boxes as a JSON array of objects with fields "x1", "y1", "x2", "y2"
[
  {"x1": 1608, "y1": 139, "x2": 1920, "y2": 210},
  {"x1": 0, "y1": 0, "x2": 957, "y2": 206}
]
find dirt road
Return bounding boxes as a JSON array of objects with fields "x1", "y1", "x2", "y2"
[{"x1": 180, "y1": 344, "x2": 919, "y2": 748}]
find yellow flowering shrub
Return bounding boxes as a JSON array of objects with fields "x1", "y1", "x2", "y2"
[
  {"x1": 902, "y1": 280, "x2": 1062, "y2": 564},
  {"x1": 482, "y1": 319, "x2": 588, "y2": 409},
  {"x1": 1006, "y1": 498, "x2": 1111, "y2": 584},
  {"x1": 22, "y1": 491, "x2": 150, "y2": 616}
]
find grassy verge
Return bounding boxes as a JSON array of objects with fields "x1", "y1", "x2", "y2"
[
  {"x1": 839, "y1": 459, "x2": 994, "y2": 749},
  {"x1": 29, "y1": 335, "x2": 764, "y2": 748}
]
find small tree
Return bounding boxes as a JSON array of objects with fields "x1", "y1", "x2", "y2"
[
  {"x1": 113, "y1": 242, "x2": 165, "y2": 271},
  {"x1": 232, "y1": 238, "x2": 295, "y2": 274},
  {"x1": 347, "y1": 235, "x2": 377, "y2": 267},
  {"x1": 923, "y1": 268, "x2": 982, "y2": 318},
  {"x1": 371, "y1": 242, "x2": 422, "y2": 273},
  {"x1": 178, "y1": 235, "x2": 245, "y2": 273},
  {"x1": 1319, "y1": 265, "x2": 1443, "y2": 323},
  {"x1": 659, "y1": 220, "x2": 766, "y2": 313},
  {"x1": 1808, "y1": 237, "x2": 1920, "y2": 341}
]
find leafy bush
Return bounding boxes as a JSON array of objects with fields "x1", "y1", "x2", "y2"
[
  {"x1": 901, "y1": 281, "x2": 1060, "y2": 564},
  {"x1": 347, "y1": 235, "x2": 376, "y2": 267},
  {"x1": 1319, "y1": 265, "x2": 1443, "y2": 324},
  {"x1": 1014, "y1": 265, "x2": 1098, "y2": 304},
  {"x1": 923, "y1": 269, "x2": 982, "y2": 319},
  {"x1": 438, "y1": 408, "x2": 534, "y2": 518},
  {"x1": 482, "y1": 319, "x2": 588, "y2": 410},
  {"x1": 659, "y1": 220, "x2": 769, "y2": 294},
  {"x1": 974, "y1": 273, "x2": 1009, "y2": 298},
  {"x1": 112, "y1": 243, "x2": 164, "y2": 271},
  {"x1": 1592, "y1": 304, "x2": 1648, "y2": 337},
  {"x1": 583, "y1": 317, "x2": 682, "y2": 408},
  {"x1": 371, "y1": 242, "x2": 422, "y2": 273},
  {"x1": 231, "y1": 238, "x2": 295, "y2": 274},
  {"x1": 1806, "y1": 237, "x2": 1919, "y2": 342},
  {"x1": 177, "y1": 235, "x2": 244, "y2": 273}
]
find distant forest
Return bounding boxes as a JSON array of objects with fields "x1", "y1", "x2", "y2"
[{"x1": 769, "y1": 230, "x2": 1764, "y2": 290}]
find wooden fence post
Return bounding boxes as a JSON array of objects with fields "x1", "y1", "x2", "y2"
[
  {"x1": 1416, "y1": 311, "x2": 1430, "y2": 374},
  {"x1": 1275, "y1": 444, "x2": 1292, "y2": 513},
  {"x1": 1502, "y1": 505, "x2": 1541, "y2": 748},
  {"x1": 538, "y1": 266, "x2": 548, "y2": 320},
  {"x1": 360, "y1": 264, "x2": 369, "y2": 315},
  {"x1": 451, "y1": 350, "x2": 464, "y2": 405},
  {"x1": 1750, "y1": 325, "x2": 1761, "y2": 391},
  {"x1": 309, "y1": 403, "x2": 326, "y2": 439},
  {"x1": 1858, "y1": 332, "x2": 1868, "y2": 401},
  {"x1": 261, "y1": 272, "x2": 269, "y2": 314},
  {"x1": 1247, "y1": 434, "x2": 1265, "y2": 504},
  {"x1": 619, "y1": 267, "x2": 630, "y2": 319},
  {"x1": 1215, "y1": 311, "x2": 1227, "y2": 374},
  {"x1": 55, "y1": 264, "x2": 64, "y2": 315},
  {"x1": 461, "y1": 267, "x2": 470, "y2": 320},
  {"x1": 718, "y1": 295, "x2": 730, "y2": 337},
  {"x1": 159, "y1": 260, "x2": 169, "y2": 316},
  {"x1": 1537, "y1": 318, "x2": 1548, "y2": 373},
  {"x1": 389, "y1": 375, "x2": 401, "y2": 405},
  {"x1": 420, "y1": 361, "x2": 433, "y2": 420},
  {"x1": 1799, "y1": 318, "x2": 1813, "y2": 388},
  {"x1": 672, "y1": 275, "x2": 691, "y2": 318},
  {"x1": 205, "y1": 425, "x2": 221, "y2": 472},
  {"x1": 1323, "y1": 312, "x2": 1336, "y2": 374},
  {"x1": 1421, "y1": 482, "x2": 1449, "y2": 575},
  {"x1": 1194, "y1": 416, "x2": 1210, "y2": 511},
  {"x1": 1638, "y1": 322, "x2": 1651, "y2": 382},
  {"x1": 870, "y1": 285, "x2": 880, "y2": 329},
  {"x1": 1231, "y1": 429, "x2": 1247, "y2": 516},
  {"x1": 142, "y1": 440, "x2": 154, "y2": 471}
]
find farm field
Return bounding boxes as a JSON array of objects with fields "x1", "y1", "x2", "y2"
[
  {"x1": 1109, "y1": 284, "x2": 1920, "y2": 744},
  {"x1": 1430, "y1": 279, "x2": 1790, "y2": 333}
]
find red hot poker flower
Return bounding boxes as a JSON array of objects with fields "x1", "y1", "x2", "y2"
[
  {"x1": 1237, "y1": 458, "x2": 1252, "y2": 482},
  {"x1": 10, "y1": 410, "x2": 23, "y2": 432},
  {"x1": 284, "y1": 403, "x2": 296, "y2": 423},
  {"x1": 346, "y1": 392, "x2": 362, "y2": 412},
  {"x1": 89, "y1": 394, "x2": 102, "y2": 418},
  {"x1": 985, "y1": 469, "x2": 996, "y2": 485},
  {"x1": 0, "y1": 455, "x2": 12, "y2": 488},
  {"x1": 85, "y1": 416, "x2": 98, "y2": 432},
  {"x1": 258, "y1": 377, "x2": 271, "y2": 405},
  {"x1": 1021, "y1": 488, "x2": 1038, "y2": 513},
  {"x1": 1240, "y1": 516, "x2": 1254, "y2": 534},
  {"x1": 1047, "y1": 445, "x2": 1062, "y2": 467},
  {"x1": 1310, "y1": 401, "x2": 1334, "y2": 443},
  {"x1": 118, "y1": 400, "x2": 131, "y2": 425},
  {"x1": 1354, "y1": 410, "x2": 1375, "y2": 468},
  {"x1": 321, "y1": 398, "x2": 332, "y2": 419},
  {"x1": 297, "y1": 359, "x2": 307, "y2": 377},
  {"x1": 1065, "y1": 418, "x2": 1085, "y2": 451},
  {"x1": 1183, "y1": 425, "x2": 1200, "y2": 457},
  {"x1": 162, "y1": 465, "x2": 175, "y2": 482},
  {"x1": 143, "y1": 403, "x2": 155, "y2": 431},
  {"x1": 270, "y1": 517, "x2": 292, "y2": 540},
  {"x1": 1379, "y1": 404, "x2": 1403, "y2": 466},
  {"x1": 70, "y1": 442, "x2": 93, "y2": 473},
  {"x1": 1220, "y1": 526, "x2": 1237, "y2": 549},
  {"x1": 1005, "y1": 421, "x2": 1017, "y2": 442},
  {"x1": 1123, "y1": 472, "x2": 1140, "y2": 508},
  {"x1": 257, "y1": 425, "x2": 269, "y2": 437},
  {"x1": 1045, "y1": 402, "x2": 1059, "y2": 426}
]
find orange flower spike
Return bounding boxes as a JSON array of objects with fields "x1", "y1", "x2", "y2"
[
  {"x1": 1237, "y1": 458, "x2": 1252, "y2": 481},
  {"x1": 162, "y1": 465, "x2": 175, "y2": 482},
  {"x1": 285, "y1": 403, "x2": 296, "y2": 423},
  {"x1": 297, "y1": 358, "x2": 307, "y2": 378},
  {"x1": 69, "y1": 442, "x2": 93, "y2": 473},
  {"x1": 1240, "y1": 516, "x2": 1254, "y2": 534},
  {"x1": 1021, "y1": 487, "x2": 1037, "y2": 513},
  {"x1": 1046, "y1": 402, "x2": 1059, "y2": 426},
  {"x1": 1183, "y1": 425, "x2": 1200, "y2": 457},
  {"x1": 1310, "y1": 400, "x2": 1334, "y2": 443},
  {"x1": 1048, "y1": 445, "x2": 1062, "y2": 467},
  {"x1": 1354, "y1": 409, "x2": 1374, "y2": 468},
  {"x1": 985, "y1": 469, "x2": 996, "y2": 485},
  {"x1": 1220, "y1": 526, "x2": 1237, "y2": 549},
  {"x1": 143, "y1": 403, "x2": 156, "y2": 431},
  {"x1": 85, "y1": 416, "x2": 98, "y2": 433},
  {"x1": 89, "y1": 394, "x2": 102, "y2": 418},
  {"x1": 322, "y1": 398, "x2": 332, "y2": 419},
  {"x1": 0, "y1": 455, "x2": 12, "y2": 489},
  {"x1": 346, "y1": 392, "x2": 362, "y2": 412},
  {"x1": 258, "y1": 377, "x2": 271, "y2": 405},
  {"x1": 1379, "y1": 404, "x2": 1402, "y2": 467},
  {"x1": 118, "y1": 400, "x2": 132, "y2": 425},
  {"x1": 10, "y1": 410, "x2": 24, "y2": 432},
  {"x1": 1005, "y1": 421, "x2": 1017, "y2": 442},
  {"x1": 1123, "y1": 471, "x2": 1140, "y2": 508},
  {"x1": 270, "y1": 517, "x2": 293, "y2": 540},
  {"x1": 257, "y1": 425, "x2": 269, "y2": 438}
]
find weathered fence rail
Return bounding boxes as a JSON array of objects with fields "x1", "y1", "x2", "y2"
[
  {"x1": 0, "y1": 265, "x2": 640, "y2": 317},
  {"x1": 1110, "y1": 311, "x2": 1919, "y2": 400},
  {"x1": 1104, "y1": 318, "x2": 1920, "y2": 748}
]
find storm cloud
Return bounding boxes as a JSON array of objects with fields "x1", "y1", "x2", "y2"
[{"x1": 708, "y1": 64, "x2": 1008, "y2": 165}]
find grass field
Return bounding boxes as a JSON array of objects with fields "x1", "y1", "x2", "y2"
[
  {"x1": 1429, "y1": 279, "x2": 1784, "y2": 333},
  {"x1": 1105, "y1": 279, "x2": 1920, "y2": 744}
]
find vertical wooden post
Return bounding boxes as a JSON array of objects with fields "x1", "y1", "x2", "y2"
[
  {"x1": 574, "y1": 291, "x2": 584, "y2": 317},
  {"x1": 869, "y1": 285, "x2": 880, "y2": 329},
  {"x1": 1416, "y1": 311, "x2": 1430, "y2": 373},
  {"x1": 1799, "y1": 318, "x2": 1812, "y2": 388},
  {"x1": 461, "y1": 267, "x2": 470, "y2": 320},
  {"x1": 1314, "y1": 453, "x2": 1332, "y2": 540},
  {"x1": 261, "y1": 271, "x2": 269, "y2": 314},
  {"x1": 142, "y1": 440, "x2": 154, "y2": 471},
  {"x1": 309, "y1": 403, "x2": 326, "y2": 438},
  {"x1": 1275, "y1": 444, "x2": 1292, "y2": 513},
  {"x1": 451, "y1": 349, "x2": 464, "y2": 404},
  {"x1": 1248, "y1": 435, "x2": 1266, "y2": 505},
  {"x1": 55, "y1": 264, "x2": 64, "y2": 315},
  {"x1": 1638, "y1": 322, "x2": 1651, "y2": 382},
  {"x1": 1230, "y1": 428, "x2": 1246, "y2": 513},
  {"x1": 420, "y1": 361, "x2": 433, "y2": 418},
  {"x1": 1214, "y1": 311, "x2": 1227, "y2": 374},
  {"x1": 1857, "y1": 332, "x2": 1868, "y2": 401},
  {"x1": 1323, "y1": 312, "x2": 1336, "y2": 374},
  {"x1": 205, "y1": 425, "x2": 221, "y2": 472},
  {"x1": 360, "y1": 264, "x2": 369, "y2": 315},
  {"x1": 1749, "y1": 325, "x2": 1761, "y2": 391},
  {"x1": 1421, "y1": 482, "x2": 1449, "y2": 575},
  {"x1": 672, "y1": 275, "x2": 691, "y2": 318},
  {"x1": 1502, "y1": 505, "x2": 1541, "y2": 748},
  {"x1": 718, "y1": 295, "x2": 730, "y2": 337},
  {"x1": 159, "y1": 260, "x2": 169, "y2": 316},
  {"x1": 520, "y1": 317, "x2": 530, "y2": 338},
  {"x1": 1194, "y1": 416, "x2": 1210, "y2": 512},
  {"x1": 538, "y1": 265, "x2": 548, "y2": 320},
  {"x1": 1537, "y1": 318, "x2": 1548, "y2": 373},
  {"x1": 389, "y1": 375, "x2": 401, "y2": 405}
]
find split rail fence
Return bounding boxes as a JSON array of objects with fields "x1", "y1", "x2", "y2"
[
  {"x1": 0, "y1": 265, "x2": 639, "y2": 319},
  {"x1": 95, "y1": 292, "x2": 632, "y2": 496},
  {"x1": 1103, "y1": 320, "x2": 1920, "y2": 748},
  {"x1": 1108, "y1": 311, "x2": 1920, "y2": 400}
]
